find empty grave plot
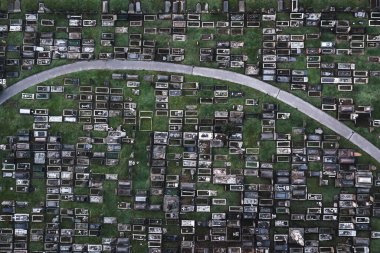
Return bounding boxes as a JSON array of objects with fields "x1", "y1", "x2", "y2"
[{"x1": 139, "y1": 111, "x2": 153, "y2": 131}]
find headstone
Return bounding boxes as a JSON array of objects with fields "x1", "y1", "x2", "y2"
[
  {"x1": 135, "y1": 1, "x2": 141, "y2": 14},
  {"x1": 196, "y1": 3, "x2": 201, "y2": 14},
  {"x1": 102, "y1": 0, "x2": 109, "y2": 14},
  {"x1": 38, "y1": 2, "x2": 45, "y2": 13},
  {"x1": 14, "y1": 0, "x2": 21, "y2": 13},
  {"x1": 277, "y1": 0, "x2": 284, "y2": 12},
  {"x1": 239, "y1": 0, "x2": 245, "y2": 13},
  {"x1": 164, "y1": 1, "x2": 171, "y2": 13},
  {"x1": 173, "y1": 1, "x2": 179, "y2": 13},
  {"x1": 315, "y1": 128, "x2": 323, "y2": 135},
  {"x1": 204, "y1": 3, "x2": 209, "y2": 13},
  {"x1": 143, "y1": 75, "x2": 154, "y2": 82},
  {"x1": 128, "y1": 3, "x2": 135, "y2": 14},
  {"x1": 178, "y1": 0, "x2": 185, "y2": 13},
  {"x1": 223, "y1": 0, "x2": 229, "y2": 13}
]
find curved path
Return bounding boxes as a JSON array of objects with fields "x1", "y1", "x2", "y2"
[{"x1": 1, "y1": 60, "x2": 380, "y2": 162}]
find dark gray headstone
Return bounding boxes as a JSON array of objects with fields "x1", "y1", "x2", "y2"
[
  {"x1": 195, "y1": 3, "x2": 201, "y2": 13},
  {"x1": 14, "y1": 0, "x2": 21, "y2": 12},
  {"x1": 128, "y1": 3, "x2": 135, "y2": 13}
]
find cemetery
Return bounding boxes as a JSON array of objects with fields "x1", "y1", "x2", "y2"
[
  {"x1": 0, "y1": 70, "x2": 379, "y2": 252},
  {"x1": 0, "y1": 0, "x2": 380, "y2": 252}
]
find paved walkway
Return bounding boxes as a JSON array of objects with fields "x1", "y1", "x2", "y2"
[{"x1": 1, "y1": 60, "x2": 380, "y2": 162}]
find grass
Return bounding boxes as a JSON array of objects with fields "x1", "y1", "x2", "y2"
[{"x1": 139, "y1": 117, "x2": 152, "y2": 131}]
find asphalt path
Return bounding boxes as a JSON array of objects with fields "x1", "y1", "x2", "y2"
[{"x1": 1, "y1": 60, "x2": 379, "y2": 162}]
